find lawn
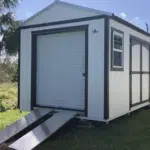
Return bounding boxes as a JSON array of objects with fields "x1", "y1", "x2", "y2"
[
  {"x1": 0, "y1": 110, "x2": 28, "y2": 131},
  {"x1": 35, "y1": 109, "x2": 150, "y2": 150},
  {"x1": 0, "y1": 83, "x2": 28, "y2": 131},
  {"x1": 0, "y1": 83, "x2": 150, "y2": 150}
]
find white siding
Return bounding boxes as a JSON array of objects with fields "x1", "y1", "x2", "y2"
[
  {"x1": 23, "y1": 3, "x2": 100, "y2": 26},
  {"x1": 20, "y1": 30, "x2": 31, "y2": 111},
  {"x1": 20, "y1": 19, "x2": 105, "y2": 121},
  {"x1": 109, "y1": 19, "x2": 150, "y2": 120}
]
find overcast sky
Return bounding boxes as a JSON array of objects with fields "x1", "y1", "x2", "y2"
[{"x1": 15, "y1": 0, "x2": 150, "y2": 31}]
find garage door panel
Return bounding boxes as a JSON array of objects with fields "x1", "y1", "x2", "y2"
[
  {"x1": 36, "y1": 31, "x2": 85, "y2": 110},
  {"x1": 142, "y1": 44, "x2": 149, "y2": 72},
  {"x1": 132, "y1": 74, "x2": 140, "y2": 104},
  {"x1": 142, "y1": 74, "x2": 149, "y2": 101}
]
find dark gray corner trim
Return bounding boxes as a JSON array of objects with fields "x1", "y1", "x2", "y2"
[
  {"x1": 31, "y1": 25, "x2": 89, "y2": 116},
  {"x1": 19, "y1": 12, "x2": 150, "y2": 38},
  {"x1": 111, "y1": 15, "x2": 150, "y2": 37},
  {"x1": 131, "y1": 100, "x2": 150, "y2": 107},
  {"x1": 111, "y1": 27, "x2": 124, "y2": 71},
  {"x1": 18, "y1": 30, "x2": 21, "y2": 109},
  {"x1": 19, "y1": 15, "x2": 106, "y2": 30},
  {"x1": 104, "y1": 16, "x2": 109, "y2": 120},
  {"x1": 149, "y1": 45, "x2": 150, "y2": 103},
  {"x1": 129, "y1": 37, "x2": 132, "y2": 110},
  {"x1": 149, "y1": 45, "x2": 150, "y2": 102}
]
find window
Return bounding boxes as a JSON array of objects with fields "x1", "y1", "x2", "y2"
[{"x1": 111, "y1": 28, "x2": 124, "y2": 71}]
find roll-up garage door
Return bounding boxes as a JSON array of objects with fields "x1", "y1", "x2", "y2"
[{"x1": 36, "y1": 31, "x2": 85, "y2": 110}]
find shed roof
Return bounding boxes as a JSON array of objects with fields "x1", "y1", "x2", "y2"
[
  {"x1": 21, "y1": 0, "x2": 112, "y2": 26},
  {"x1": 20, "y1": 0, "x2": 150, "y2": 37}
]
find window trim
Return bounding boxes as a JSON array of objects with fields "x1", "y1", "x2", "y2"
[{"x1": 111, "y1": 27, "x2": 124, "y2": 71}]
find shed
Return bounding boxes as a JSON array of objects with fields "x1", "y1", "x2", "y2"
[{"x1": 19, "y1": 0, "x2": 150, "y2": 122}]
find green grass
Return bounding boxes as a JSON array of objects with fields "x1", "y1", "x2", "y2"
[
  {"x1": 35, "y1": 109, "x2": 150, "y2": 150},
  {"x1": 0, "y1": 83, "x2": 150, "y2": 149},
  {"x1": 0, "y1": 83, "x2": 28, "y2": 131},
  {"x1": 0, "y1": 109, "x2": 28, "y2": 131},
  {"x1": 0, "y1": 83, "x2": 18, "y2": 111}
]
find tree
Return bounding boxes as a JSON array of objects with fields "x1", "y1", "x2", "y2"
[
  {"x1": 0, "y1": 0, "x2": 19, "y2": 55},
  {"x1": 2, "y1": 20, "x2": 20, "y2": 55}
]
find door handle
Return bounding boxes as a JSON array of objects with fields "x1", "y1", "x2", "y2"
[{"x1": 82, "y1": 73, "x2": 86, "y2": 77}]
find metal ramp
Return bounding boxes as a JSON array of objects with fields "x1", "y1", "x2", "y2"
[
  {"x1": 0, "y1": 108, "x2": 51, "y2": 144},
  {"x1": 9, "y1": 111, "x2": 77, "y2": 150}
]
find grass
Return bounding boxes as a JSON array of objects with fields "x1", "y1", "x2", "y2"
[
  {"x1": 0, "y1": 110, "x2": 28, "y2": 131},
  {"x1": 0, "y1": 83, "x2": 18, "y2": 111},
  {"x1": 0, "y1": 83, "x2": 150, "y2": 149},
  {"x1": 35, "y1": 109, "x2": 150, "y2": 150},
  {"x1": 0, "y1": 83, "x2": 28, "y2": 131}
]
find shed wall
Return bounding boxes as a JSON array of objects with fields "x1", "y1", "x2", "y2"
[
  {"x1": 20, "y1": 19, "x2": 105, "y2": 121},
  {"x1": 109, "y1": 19, "x2": 150, "y2": 120}
]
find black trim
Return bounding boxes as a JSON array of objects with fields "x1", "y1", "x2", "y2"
[
  {"x1": 130, "y1": 35, "x2": 150, "y2": 45},
  {"x1": 31, "y1": 25, "x2": 89, "y2": 116},
  {"x1": 19, "y1": 14, "x2": 150, "y2": 39},
  {"x1": 31, "y1": 34, "x2": 37, "y2": 110},
  {"x1": 35, "y1": 104, "x2": 85, "y2": 112},
  {"x1": 111, "y1": 27, "x2": 124, "y2": 71},
  {"x1": 20, "y1": 15, "x2": 106, "y2": 30},
  {"x1": 131, "y1": 71, "x2": 150, "y2": 74},
  {"x1": 131, "y1": 99, "x2": 150, "y2": 107},
  {"x1": 111, "y1": 15, "x2": 150, "y2": 37},
  {"x1": 149, "y1": 45, "x2": 150, "y2": 103},
  {"x1": 140, "y1": 44, "x2": 142, "y2": 103},
  {"x1": 18, "y1": 30, "x2": 21, "y2": 109},
  {"x1": 129, "y1": 38, "x2": 132, "y2": 110},
  {"x1": 130, "y1": 35, "x2": 150, "y2": 108},
  {"x1": 104, "y1": 16, "x2": 109, "y2": 120},
  {"x1": 85, "y1": 27, "x2": 88, "y2": 117}
]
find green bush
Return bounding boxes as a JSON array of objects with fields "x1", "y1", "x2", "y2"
[
  {"x1": 0, "y1": 83, "x2": 17, "y2": 112},
  {"x1": 0, "y1": 58, "x2": 18, "y2": 83}
]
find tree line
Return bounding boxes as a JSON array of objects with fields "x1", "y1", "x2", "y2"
[
  {"x1": 0, "y1": 0, "x2": 20, "y2": 83},
  {"x1": 0, "y1": 0, "x2": 20, "y2": 56}
]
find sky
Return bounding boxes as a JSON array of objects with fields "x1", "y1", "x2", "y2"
[{"x1": 14, "y1": 0, "x2": 150, "y2": 31}]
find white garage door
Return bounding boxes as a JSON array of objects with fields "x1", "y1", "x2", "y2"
[{"x1": 36, "y1": 31, "x2": 85, "y2": 110}]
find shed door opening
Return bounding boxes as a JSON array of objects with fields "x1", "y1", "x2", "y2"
[
  {"x1": 130, "y1": 38, "x2": 150, "y2": 107},
  {"x1": 36, "y1": 31, "x2": 85, "y2": 110}
]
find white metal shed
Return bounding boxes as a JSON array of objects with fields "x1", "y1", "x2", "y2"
[{"x1": 19, "y1": 0, "x2": 150, "y2": 122}]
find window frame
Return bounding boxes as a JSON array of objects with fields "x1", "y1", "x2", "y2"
[{"x1": 111, "y1": 27, "x2": 124, "y2": 71}]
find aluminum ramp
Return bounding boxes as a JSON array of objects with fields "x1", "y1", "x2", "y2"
[
  {"x1": 0, "y1": 109, "x2": 51, "y2": 144},
  {"x1": 9, "y1": 111, "x2": 77, "y2": 150}
]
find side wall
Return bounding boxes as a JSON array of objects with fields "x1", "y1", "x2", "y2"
[
  {"x1": 108, "y1": 19, "x2": 150, "y2": 120},
  {"x1": 20, "y1": 19, "x2": 105, "y2": 121}
]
